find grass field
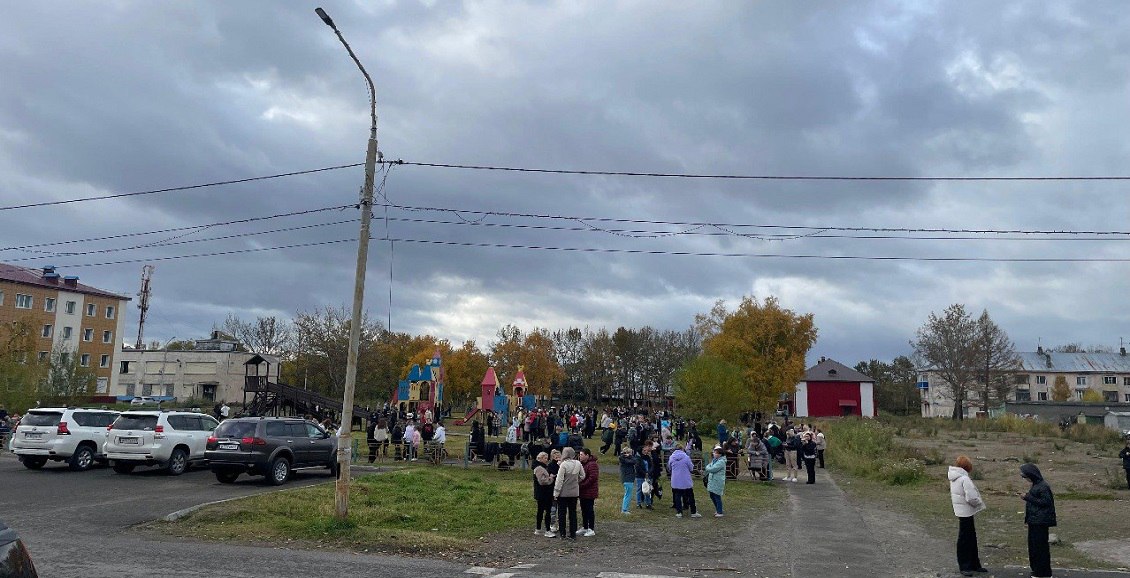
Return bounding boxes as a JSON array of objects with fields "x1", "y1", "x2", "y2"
[{"x1": 824, "y1": 416, "x2": 1130, "y2": 569}]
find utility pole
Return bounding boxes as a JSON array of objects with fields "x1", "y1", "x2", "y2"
[
  {"x1": 315, "y1": 7, "x2": 380, "y2": 520},
  {"x1": 135, "y1": 265, "x2": 154, "y2": 349}
]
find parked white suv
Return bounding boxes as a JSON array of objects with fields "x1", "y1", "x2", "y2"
[
  {"x1": 104, "y1": 411, "x2": 220, "y2": 475},
  {"x1": 10, "y1": 408, "x2": 119, "y2": 471}
]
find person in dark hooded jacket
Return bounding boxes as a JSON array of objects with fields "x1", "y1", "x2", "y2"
[
  {"x1": 1019, "y1": 463, "x2": 1056, "y2": 578},
  {"x1": 1119, "y1": 437, "x2": 1130, "y2": 490}
]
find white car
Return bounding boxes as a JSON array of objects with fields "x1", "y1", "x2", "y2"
[
  {"x1": 10, "y1": 408, "x2": 119, "y2": 471},
  {"x1": 129, "y1": 396, "x2": 160, "y2": 406},
  {"x1": 104, "y1": 411, "x2": 220, "y2": 475}
]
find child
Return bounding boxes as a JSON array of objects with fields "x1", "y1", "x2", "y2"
[{"x1": 1019, "y1": 463, "x2": 1056, "y2": 578}]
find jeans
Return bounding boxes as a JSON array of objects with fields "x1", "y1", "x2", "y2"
[
  {"x1": 557, "y1": 496, "x2": 578, "y2": 538},
  {"x1": 635, "y1": 477, "x2": 652, "y2": 507},
  {"x1": 804, "y1": 457, "x2": 817, "y2": 483},
  {"x1": 709, "y1": 491, "x2": 723, "y2": 514},
  {"x1": 956, "y1": 516, "x2": 982, "y2": 572},
  {"x1": 672, "y1": 487, "x2": 697, "y2": 515},
  {"x1": 1028, "y1": 524, "x2": 1052, "y2": 577},
  {"x1": 580, "y1": 497, "x2": 595, "y2": 530},
  {"x1": 817, "y1": 448, "x2": 825, "y2": 468},
  {"x1": 766, "y1": 456, "x2": 774, "y2": 480},
  {"x1": 621, "y1": 482, "x2": 634, "y2": 512}
]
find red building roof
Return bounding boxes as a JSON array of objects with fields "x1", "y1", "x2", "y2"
[{"x1": 0, "y1": 264, "x2": 131, "y2": 301}]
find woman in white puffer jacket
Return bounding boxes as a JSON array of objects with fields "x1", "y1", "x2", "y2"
[{"x1": 949, "y1": 455, "x2": 987, "y2": 576}]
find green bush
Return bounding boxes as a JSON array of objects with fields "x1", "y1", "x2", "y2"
[{"x1": 825, "y1": 418, "x2": 927, "y2": 485}]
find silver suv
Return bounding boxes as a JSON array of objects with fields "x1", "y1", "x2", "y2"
[
  {"x1": 10, "y1": 407, "x2": 118, "y2": 471},
  {"x1": 104, "y1": 411, "x2": 219, "y2": 475}
]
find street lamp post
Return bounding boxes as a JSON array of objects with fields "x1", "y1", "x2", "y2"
[{"x1": 315, "y1": 6, "x2": 380, "y2": 520}]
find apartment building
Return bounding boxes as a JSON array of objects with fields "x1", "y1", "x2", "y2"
[
  {"x1": 0, "y1": 264, "x2": 131, "y2": 394},
  {"x1": 918, "y1": 346, "x2": 1130, "y2": 418}
]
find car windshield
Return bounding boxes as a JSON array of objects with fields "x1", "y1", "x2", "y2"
[
  {"x1": 20, "y1": 412, "x2": 62, "y2": 427},
  {"x1": 113, "y1": 415, "x2": 158, "y2": 431},
  {"x1": 214, "y1": 421, "x2": 256, "y2": 439}
]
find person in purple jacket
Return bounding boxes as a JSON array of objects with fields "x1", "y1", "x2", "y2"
[{"x1": 667, "y1": 443, "x2": 701, "y2": 518}]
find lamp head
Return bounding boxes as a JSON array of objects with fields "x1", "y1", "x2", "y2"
[{"x1": 315, "y1": 8, "x2": 335, "y2": 28}]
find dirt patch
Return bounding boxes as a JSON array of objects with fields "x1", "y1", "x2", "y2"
[{"x1": 1074, "y1": 540, "x2": 1130, "y2": 570}]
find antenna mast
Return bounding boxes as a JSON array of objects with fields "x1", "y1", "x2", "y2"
[{"x1": 135, "y1": 265, "x2": 154, "y2": 349}]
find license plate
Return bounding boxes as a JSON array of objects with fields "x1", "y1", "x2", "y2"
[
  {"x1": 24, "y1": 432, "x2": 42, "y2": 440},
  {"x1": 118, "y1": 437, "x2": 139, "y2": 445},
  {"x1": 219, "y1": 444, "x2": 239, "y2": 451}
]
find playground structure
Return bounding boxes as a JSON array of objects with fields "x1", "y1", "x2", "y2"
[
  {"x1": 240, "y1": 355, "x2": 369, "y2": 427},
  {"x1": 390, "y1": 349, "x2": 445, "y2": 421},
  {"x1": 455, "y1": 366, "x2": 536, "y2": 426}
]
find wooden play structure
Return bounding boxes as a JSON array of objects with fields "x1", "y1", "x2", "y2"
[{"x1": 454, "y1": 366, "x2": 537, "y2": 426}]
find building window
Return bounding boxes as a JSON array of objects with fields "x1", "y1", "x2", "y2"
[
  {"x1": 1075, "y1": 390, "x2": 1084, "y2": 401},
  {"x1": 119, "y1": 361, "x2": 131, "y2": 374},
  {"x1": 1076, "y1": 376, "x2": 1087, "y2": 386},
  {"x1": 1126, "y1": 393, "x2": 1130, "y2": 402},
  {"x1": 165, "y1": 385, "x2": 174, "y2": 397},
  {"x1": 15, "y1": 294, "x2": 32, "y2": 309},
  {"x1": 85, "y1": 303, "x2": 95, "y2": 316},
  {"x1": 41, "y1": 324, "x2": 52, "y2": 338},
  {"x1": 142, "y1": 384, "x2": 153, "y2": 396},
  {"x1": 1035, "y1": 375, "x2": 1046, "y2": 385},
  {"x1": 65, "y1": 301, "x2": 76, "y2": 314},
  {"x1": 100, "y1": 355, "x2": 109, "y2": 368},
  {"x1": 1124, "y1": 377, "x2": 1130, "y2": 387},
  {"x1": 37, "y1": 351, "x2": 48, "y2": 362},
  {"x1": 103, "y1": 330, "x2": 112, "y2": 344},
  {"x1": 44, "y1": 298, "x2": 56, "y2": 312},
  {"x1": 1015, "y1": 389, "x2": 1031, "y2": 401},
  {"x1": 0, "y1": 290, "x2": 4, "y2": 305},
  {"x1": 1013, "y1": 374, "x2": 1030, "y2": 385},
  {"x1": 126, "y1": 384, "x2": 136, "y2": 397},
  {"x1": 106, "y1": 305, "x2": 115, "y2": 319},
  {"x1": 62, "y1": 326, "x2": 72, "y2": 340},
  {"x1": 79, "y1": 354, "x2": 90, "y2": 367},
  {"x1": 1104, "y1": 391, "x2": 1118, "y2": 403},
  {"x1": 1037, "y1": 391, "x2": 1048, "y2": 401},
  {"x1": 83, "y1": 328, "x2": 94, "y2": 342},
  {"x1": 1103, "y1": 376, "x2": 1117, "y2": 385}
]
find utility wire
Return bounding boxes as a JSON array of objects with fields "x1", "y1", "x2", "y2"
[
  {"x1": 0, "y1": 164, "x2": 363, "y2": 212},
  {"x1": 379, "y1": 237, "x2": 1130, "y2": 263},
  {"x1": 387, "y1": 159, "x2": 1130, "y2": 181},
  {"x1": 0, "y1": 204, "x2": 355, "y2": 253},
  {"x1": 379, "y1": 202, "x2": 1130, "y2": 237},
  {"x1": 42, "y1": 239, "x2": 357, "y2": 269}
]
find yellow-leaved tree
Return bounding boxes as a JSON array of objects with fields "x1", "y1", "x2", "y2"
[
  {"x1": 1051, "y1": 376, "x2": 1071, "y2": 401},
  {"x1": 489, "y1": 325, "x2": 564, "y2": 397},
  {"x1": 677, "y1": 296, "x2": 817, "y2": 421}
]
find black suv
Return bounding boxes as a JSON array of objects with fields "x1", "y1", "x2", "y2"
[{"x1": 205, "y1": 417, "x2": 337, "y2": 486}]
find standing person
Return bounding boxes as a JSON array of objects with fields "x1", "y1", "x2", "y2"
[
  {"x1": 578, "y1": 448, "x2": 599, "y2": 536},
  {"x1": 687, "y1": 421, "x2": 703, "y2": 451},
  {"x1": 554, "y1": 447, "x2": 585, "y2": 540},
  {"x1": 634, "y1": 443, "x2": 654, "y2": 509},
  {"x1": 801, "y1": 432, "x2": 818, "y2": 484},
  {"x1": 600, "y1": 421, "x2": 615, "y2": 454},
  {"x1": 532, "y1": 452, "x2": 556, "y2": 536},
  {"x1": 747, "y1": 433, "x2": 768, "y2": 481},
  {"x1": 220, "y1": 402, "x2": 231, "y2": 419},
  {"x1": 1119, "y1": 437, "x2": 1130, "y2": 490},
  {"x1": 404, "y1": 420, "x2": 417, "y2": 461},
  {"x1": 704, "y1": 447, "x2": 727, "y2": 517},
  {"x1": 668, "y1": 444, "x2": 700, "y2": 518},
  {"x1": 1019, "y1": 463, "x2": 1057, "y2": 578},
  {"x1": 370, "y1": 418, "x2": 389, "y2": 462},
  {"x1": 618, "y1": 447, "x2": 636, "y2": 515},
  {"x1": 815, "y1": 428, "x2": 827, "y2": 468},
  {"x1": 716, "y1": 419, "x2": 729, "y2": 446},
  {"x1": 949, "y1": 456, "x2": 987, "y2": 576},
  {"x1": 783, "y1": 429, "x2": 801, "y2": 482}
]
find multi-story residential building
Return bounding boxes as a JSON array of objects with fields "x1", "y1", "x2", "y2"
[
  {"x1": 0, "y1": 264, "x2": 130, "y2": 394},
  {"x1": 114, "y1": 332, "x2": 280, "y2": 403},
  {"x1": 919, "y1": 346, "x2": 1130, "y2": 418}
]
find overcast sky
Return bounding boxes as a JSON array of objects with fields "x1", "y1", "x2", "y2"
[{"x1": 3, "y1": 1, "x2": 1129, "y2": 367}]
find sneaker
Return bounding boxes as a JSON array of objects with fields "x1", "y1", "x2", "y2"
[
  {"x1": 690, "y1": 513, "x2": 702, "y2": 518},
  {"x1": 621, "y1": 510, "x2": 631, "y2": 515},
  {"x1": 534, "y1": 529, "x2": 543, "y2": 535},
  {"x1": 675, "y1": 513, "x2": 683, "y2": 518},
  {"x1": 543, "y1": 531, "x2": 557, "y2": 538},
  {"x1": 714, "y1": 513, "x2": 724, "y2": 517},
  {"x1": 584, "y1": 529, "x2": 596, "y2": 537}
]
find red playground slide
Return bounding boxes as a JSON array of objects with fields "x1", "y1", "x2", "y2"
[{"x1": 454, "y1": 407, "x2": 480, "y2": 426}]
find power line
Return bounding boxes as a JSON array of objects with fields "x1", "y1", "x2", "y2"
[
  {"x1": 0, "y1": 204, "x2": 355, "y2": 253},
  {"x1": 44, "y1": 239, "x2": 356, "y2": 269},
  {"x1": 0, "y1": 163, "x2": 363, "y2": 212},
  {"x1": 379, "y1": 202, "x2": 1130, "y2": 237},
  {"x1": 379, "y1": 215, "x2": 1130, "y2": 242},
  {"x1": 380, "y1": 237, "x2": 1130, "y2": 263},
  {"x1": 388, "y1": 159, "x2": 1130, "y2": 182}
]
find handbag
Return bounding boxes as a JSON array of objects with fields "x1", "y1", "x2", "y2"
[{"x1": 641, "y1": 480, "x2": 653, "y2": 496}]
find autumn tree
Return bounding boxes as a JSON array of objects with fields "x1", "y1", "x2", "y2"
[
  {"x1": 287, "y1": 305, "x2": 385, "y2": 401},
  {"x1": 854, "y1": 356, "x2": 918, "y2": 415},
  {"x1": 1050, "y1": 375, "x2": 1071, "y2": 401},
  {"x1": 673, "y1": 356, "x2": 746, "y2": 425},
  {"x1": 973, "y1": 310, "x2": 1019, "y2": 413},
  {"x1": 223, "y1": 314, "x2": 292, "y2": 356},
  {"x1": 42, "y1": 346, "x2": 97, "y2": 398},
  {"x1": 1081, "y1": 389, "x2": 1103, "y2": 403},
  {"x1": 679, "y1": 296, "x2": 817, "y2": 420},
  {"x1": 489, "y1": 325, "x2": 564, "y2": 397},
  {"x1": 445, "y1": 340, "x2": 490, "y2": 409},
  {"x1": 912, "y1": 304, "x2": 979, "y2": 420},
  {"x1": 0, "y1": 318, "x2": 45, "y2": 411}
]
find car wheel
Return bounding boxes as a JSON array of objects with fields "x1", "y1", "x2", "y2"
[
  {"x1": 112, "y1": 461, "x2": 136, "y2": 474},
  {"x1": 166, "y1": 448, "x2": 188, "y2": 476},
  {"x1": 267, "y1": 457, "x2": 291, "y2": 486},
  {"x1": 328, "y1": 459, "x2": 340, "y2": 479},
  {"x1": 69, "y1": 445, "x2": 95, "y2": 471},
  {"x1": 215, "y1": 470, "x2": 240, "y2": 484},
  {"x1": 21, "y1": 456, "x2": 47, "y2": 470}
]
